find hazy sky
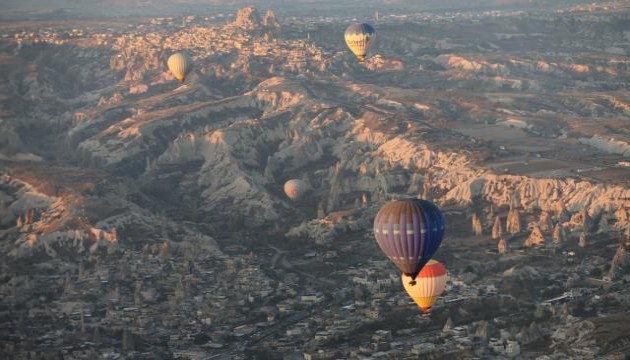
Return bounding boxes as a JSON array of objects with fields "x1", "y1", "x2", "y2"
[{"x1": 0, "y1": 0, "x2": 591, "y2": 20}]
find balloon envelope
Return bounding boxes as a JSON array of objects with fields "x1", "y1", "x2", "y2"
[
  {"x1": 167, "y1": 52, "x2": 193, "y2": 83},
  {"x1": 344, "y1": 23, "x2": 375, "y2": 63},
  {"x1": 284, "y1": 179, "x2": 306, "y2": 201},
  {"x1": 402, "y1": 259, "x2": 447, "y2": 313},
  {"x1": 373, "y1": 199, "x2": 445, "y2": 278}
]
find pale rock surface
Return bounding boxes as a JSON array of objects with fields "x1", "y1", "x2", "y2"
[
  {"x1": 232, "y1": 6, "x2": 263, "y2": 30},
  {"x1": 492, "y1": 216, "x2": 503, "y2": 240},
  {"x1": 524, "y1": 225, "x2": 545, "y2": 247},
  {"x1": 506, "y1": 207, "x2": 522, "y2": 234},
  {"x1": 472, "y1": 213, "x2": 483, "y2": 236}
]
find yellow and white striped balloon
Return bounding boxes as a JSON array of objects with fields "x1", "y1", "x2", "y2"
[{"x1": 167, "y1": 52, "x2": 193, "y2": 83}]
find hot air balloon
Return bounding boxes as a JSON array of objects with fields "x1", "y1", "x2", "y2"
[
  {"x1": 167, "y1": 52, "x2": 193, "y2": 83},
  {"x1": 373, "y1": 199, "x2": 445, "y2": 282},
  {"x1": 344, "y1": 23, "x2": 376, "y2": 63},
  {"x1": 402, "y1": 259, "x2": 447, "y2": 315},
  {"x1": 284, "y1": 179, "x2": 306, "y2": 201}
]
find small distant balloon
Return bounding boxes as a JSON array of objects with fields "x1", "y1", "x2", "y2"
[
  {"x1": 344, "y1": 23, "x2": 376, "y2": 63},
  {"x1": 167, "y1": 52, "x2": 193, "y2": 83},
  {"x1": 284, "y1": 179, "x2": 306, "y2": 201},
  {"x1": 402, "y1": 259, "x2": 447, "y2": 315}
]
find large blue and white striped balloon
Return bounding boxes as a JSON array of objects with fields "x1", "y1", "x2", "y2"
[{"x1": 373, "y1": 199, "x2": 445, "y2": 279}]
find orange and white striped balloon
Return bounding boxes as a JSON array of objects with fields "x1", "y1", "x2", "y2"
[{"x1": 402, "y1": 259, "x2": 447, "y2": 314}]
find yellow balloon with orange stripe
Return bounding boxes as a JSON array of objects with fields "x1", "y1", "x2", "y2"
[
  {"x1": 344, "y1": 23, "x2": 376, "y2": 63},
  {"x1": 402, "y1": 259, "x2": 447, "y2": 314}
]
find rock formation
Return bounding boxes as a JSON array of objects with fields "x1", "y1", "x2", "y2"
[
  {"x1": 262, "y1": 10, "x2": 280, "y2": 29},
  {"x1": 552, "y1": 223, "x2": 567, "y2": 244},
  {"x1": 487, "y1": 205, "x2": 495, "y2": 227},
  {"x1": 317, "y1": 202, "x2": 326, "y2": 219},
  {"x1": 524, "y1": 225, "x2": 545, "y2": 247},
  {"x1": 3, "y1": 9, "x2": 630, "y2": 358},
  {"x1": 509, "y1": 191, "x2": 521, "y2": 209},
  {"x1": 498, "y1": 236, "x2": 509, "y2": 254},
  {"x1": 492, "y1": 216, "x2": 503, "y2": 240},
  {"x1": 506, "y1": 207, "x2": 521, "y2": 234},
  {"x1": 472, "y1": 213, "x2": 483, "y2": 236},
  {"x1": 556, "y1": 200, "x2": 570, "y2": 222},
  {"x1": 443, "y1": 317, "x2": 453, "y2": 333},
  {"x1": 474, "y1": 321, "x2": 489, "y2": 340},
  {"x1": 539, "y1": 211, "x2": 554, "y2": 232},
  {"x1": 571, "y1": 208, "x2": 593, "y2": 233},
  {"x1": 614, "y1": 208, "x2": 629, "y2": 232},
  {"x1": 596, "y1": 213, "x2": 610, "y2": 234},
  {"x1": 578, "y1": 232, "x2": 587, "y2": 248},
  {"x1": 607, "y1": 245, "x2": 629, "y2": 281},
  {"x1": 232, "y1": 6, "x2": 262, "y2": 30}
]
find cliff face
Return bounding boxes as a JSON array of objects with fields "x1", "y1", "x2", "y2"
[
  {"x1": 232, "y1": 6, "x2": 263, "y2": 30},
  {"x1": 39, "y1": 67, "x2": 630, "y2": 246},
  {"x1": 443, "y1": 175, "x2": 629, "y2": 220},
  {"x1": 2, "y1": 7, "x2": 629, "y2": 260}
]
